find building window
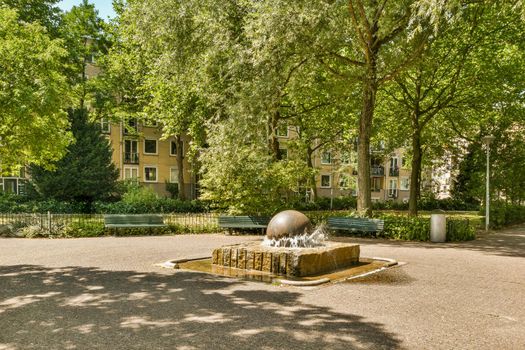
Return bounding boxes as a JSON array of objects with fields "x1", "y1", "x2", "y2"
[
  {"x1": 170, "y1": 140, "x2": 184, "y2": 156},
  {"x1": 371, "y1": 177, "x2": 382, "y2": 192},
  {"x1": 279, "y1": 148, "x2": 288, "y2": 160},
  {"x1": 144, "y1": 119, "x2": 158, "y2": 127},
  {"x1": 144, "y1": 139, "x2": 158, "y2": 155},
  {"x1": 400, "y1": 178, "x2": 410, "y2": 190},
  {"x1": 388, "y1": 179, "x2": 398, "y2": 198},
  {"x1": 170, "y1": 167, "x2": 179, "y2": 183},
  {"x1": 124, "y1": 139, "x2": 139, "y2": 164},
  {"x1": 124, "y1": 167, "x2": 139, "y2": 181},
  {"x1": 339, "y1": 174, "x2": 351, "y2": 189},
  {"x1": 276, "y1": 125, "x2": 289, "y2": 138},
  {"x1": 144, "y1": 167, "x2": 157, "y2": 182},
  {"x1": 321, "y1": 175, "x2": 331, "y2": 188},
  {"x1": 321, "y1": 151, "x2": 332, "y2": 165},
  {"x1": 124, "y1": 118, "x2": 138, "y2": 135},
  {"x1": 100, "y1": 119, "x2": 110, "y2": 134}
]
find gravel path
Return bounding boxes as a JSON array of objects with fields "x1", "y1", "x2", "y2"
[{"x1": 0, "y1": 228, "x2": 524, "y2": 349}]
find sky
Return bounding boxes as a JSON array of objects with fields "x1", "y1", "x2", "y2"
[{"x1": 58, "y1": 0, "x2": 116, "y2": 19}]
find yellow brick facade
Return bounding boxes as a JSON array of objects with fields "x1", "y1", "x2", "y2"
[{"x1": 104, "y1": 120, "x2": 196, "y2": 198}]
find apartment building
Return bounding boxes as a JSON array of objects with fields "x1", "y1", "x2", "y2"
[
  {"x1": 277, "y1": 126, "x2": 412, "y2": 203},
  {"x1": 102, "y1": 118, "x2": 197, "y2": 199}
]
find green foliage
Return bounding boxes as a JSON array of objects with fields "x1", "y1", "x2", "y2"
[
  {"x1": 486, "y1": 202, "x2": 525, "y2": 229},
  {"x1": 59, "y1": 0, "x2": 110, "y2": 109},
  {"x1": 64, "y1": 221, "x2": 105, "y2": 237},
  {"x1": 121, "y1": 183, "x2": 158, "y2": 204},
  {"x1": 0, "y1": 7, "x2": 72, "y2": 173},
  {"x1": 0, "y1": 193, "x2": 87, "y2": 213},
  {"x1": 0, "y1": 0, "x2": 62, "y2": 37},
  {"x1": 92, "y1": 199, "x2": 207, "y2": 214},
  {"x1": 30, "y1": 109, "x2": 119, "y2": 204},
  {"x1": 165, "y1": 182, "x2": 179, "y2": 199},
  {"x1": 379, "y1": 216, "x2": 431, "y2": 241},
  {"x1": 446, "y1": 219, "x2": 476, "y2": 241}
]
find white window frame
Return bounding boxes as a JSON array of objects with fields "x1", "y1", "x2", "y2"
[
  {"x1": 400, "y1": 177, "x2": 410, "y2": 191},
  {"x1": 390, "y1": 157, "x2": 398, "y2": 169},
  {"x1": 143, "y1": 139, "x2": 158, "y2": 155},
  {"x1": 123, "y1": 166, "x2": 139, "y2": 181},
  {"x1": 100, "y1": 118, "x2": 110, "y2": 134},
  {"x1": 321, "y1": 151, "x2": 332, "y2": 165},
  {"x1": 170, "y1": 167, "x2": 179, "y2": 183},
  {"x1": 144, "y1": 166, "x2": 158, "y2": 183},
  {"x1": 320, "y1": 174, "x2": 332, "y2": 188}
]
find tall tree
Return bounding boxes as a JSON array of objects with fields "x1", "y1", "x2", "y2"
[
  {"x1": 59, "y1": 0, "x2": 109, "y2": 110},
  {"x1": 0, "y1": 8, "x2": 72, "y2": 174},
  {"x1": 316, "y1": 1, "x2": 422, "y2": 215},
  {"x1": 30, "y1": 109, "x2": 119, "y2": 205},
  {"x1": 0, "y1": 0, "x2": 62, "y2": 37},
  {"x1": 379, "y1": 3, "x2": 486, "y2": 215}
]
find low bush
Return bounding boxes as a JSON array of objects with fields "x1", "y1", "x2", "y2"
[
  {"x1": 486, "y1": 202, "x2": 525, "y2": 228},
  {"x1": 446, "y1": 219, "x2": 476, "y2": 241},
  {"x1": 64, "y1": 222, "x2": 105, "y2": 237},
  {"x1": 378, "y1": 215, "x2": 431, "y2": 241}
]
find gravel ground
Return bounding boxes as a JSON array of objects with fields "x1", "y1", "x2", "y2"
[{"x1": 0, "y1": 228, "x2": 524, "y2": 350}]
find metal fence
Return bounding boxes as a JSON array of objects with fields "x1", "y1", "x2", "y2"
[{"x1": 0, "y1": 212, "x2": 221, "y2": 234}]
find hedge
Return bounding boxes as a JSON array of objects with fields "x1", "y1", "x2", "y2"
[{"x1": 486, "y1": 202, "x2": 525, "y2": 229}]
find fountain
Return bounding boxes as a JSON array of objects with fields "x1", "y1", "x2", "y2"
[{"x1": 211, "y1": 210, "x2": 360, "y2": 277}]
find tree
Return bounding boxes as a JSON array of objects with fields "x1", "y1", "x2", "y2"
[
  {"x1": 105, "y1": 0, "x2": 212, "y2": 200},
  {"x1": 0, "y1": 8, "x2": 72, "y2": 174},
  {"x1": 59, "y1": 0, "x2": 110, "y2": 110},
  {"x1": 0, "y1": 0, "x2": 62, "y2": 37},
  {"x1": 378, "y1": 3, "x2": 488, "y2": 215},
  {"x1": 30, "y1": 109, "x2": 119, "y2": 205}
]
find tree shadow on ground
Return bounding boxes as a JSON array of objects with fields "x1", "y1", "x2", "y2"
[
  {"x1": 333, "y1": 226, "x2": 525, "y2": 258},
  {"x1": 0, "y1": 265, "x2": 402, "y2": 350}
]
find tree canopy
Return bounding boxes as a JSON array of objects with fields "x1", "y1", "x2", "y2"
[{"x1": 0, "y1": 7, "x2": 72, "y2": 174}]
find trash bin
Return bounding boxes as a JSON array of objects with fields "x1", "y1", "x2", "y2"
[{"x1": 430, "y1": 210, "x2": 446, "y2": 243}]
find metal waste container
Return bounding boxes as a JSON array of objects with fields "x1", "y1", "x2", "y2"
[{"x1": 430, "y1": 210, "x2": 446, "y2": 243}]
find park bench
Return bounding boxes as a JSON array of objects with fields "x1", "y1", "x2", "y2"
[
  {"x1": 103, "y1": 214, "x2": 167, "y2": 228},
  {"x1": 218, "y1": 215, "x2": 271, "y2": 234},
  {"x1": 327, "y1": 217, "x2": 384, "y2": 236}
]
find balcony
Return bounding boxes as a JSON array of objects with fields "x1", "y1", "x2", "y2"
[
  {"x1": 371, "y1": 165, "x2": 385, "y2": 176},
  {"x1": 124, "y1": 152, "x2": 139, "y2": 164},
  {"x1": 389, "y1": 167, "x2": 399, "y2": 177}
]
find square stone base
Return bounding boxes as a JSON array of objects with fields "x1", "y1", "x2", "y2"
[{"x1": 212, "y1": 242, "x2": 360, "y2": 277}]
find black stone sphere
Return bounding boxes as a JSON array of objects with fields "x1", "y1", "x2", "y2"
[{"x1": 266, "y1": 210, "x2": 312, "y2": 240}]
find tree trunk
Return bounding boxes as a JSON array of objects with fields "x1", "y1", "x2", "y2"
[
  {"x1": 306, "y1": 147, "x2": 317, "y2": 201},
  {"x1": 356, "y1": 73, "x2": 377, "y2": 216},
  {"x1": 268, "y1": 111, "x2": 281, "y2": 160},
  {"x1": 409, "y1": 129, "x2": 422, "y2": 216},
  {"x1": 176, "y1": 135, "x2": 186, "y2": 200}
]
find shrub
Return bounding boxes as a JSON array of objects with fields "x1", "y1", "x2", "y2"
[
  {"x1": 446, "y1": 219, "x2": 476, "y2": 241},
  {"x1": 65, "y1": 222, "x2": 105, "y2": 237},
  {"x1": 378, "y1": 215, "x2": 431, "y2": 241},
  {"x1": 165, "y1": 182, "x2": 179, "y2": 199},
  {"x1": 485, "y1": 202, "x2": 525, "y2": 228}
]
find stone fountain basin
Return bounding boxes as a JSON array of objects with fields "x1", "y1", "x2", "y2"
[{"x1": 212, "y1": 241, "x2": 360, "y2": 277}]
